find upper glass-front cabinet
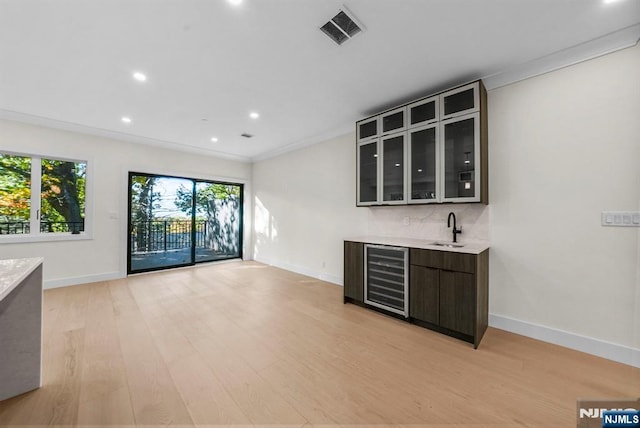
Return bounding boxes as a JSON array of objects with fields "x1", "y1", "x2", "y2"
[
  {"x1": 409, "y1": 124, "x2": 438, "y2": 203},
  {"x1": 357, "y1": 140, "x2": 379, "y2": 205},
  {"x1": 356, "y1": 132, "x2": 408, "y2": 206},
  {"x1": 381, "y1": 132, "x2": 407, "y2": 204},
  {"x1": 380, "y1": 107, "x2": 406, "y2": 135},
  {"x1": 408, "y1": 96, "x2": 438, "y2": 128},
  {"x1": 441, "y1": 82, "x2": 479, "y2": 120},
  {"x1": 442, "y1": 112, "x2": 480, "y2": 203},
  {"x1": 355, "y1": 80, "x2": 487, "y2": 206},
  {"x1": 357, "y1": 117, "x2": 378, "y2": 142}
]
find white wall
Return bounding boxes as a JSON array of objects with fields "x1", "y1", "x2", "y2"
[
  {"x1": 0, "y1": 119, "x2": 252, "y2": 287},
  {"x1": 252, "y1": 133, "x2": 368, "y2": 284},
  {"x1": 488, "y1": 43, "x2": 640, "y2": 354},
  {"x1": 252, "y1": 44, "x2": 639, "y2": 364}
]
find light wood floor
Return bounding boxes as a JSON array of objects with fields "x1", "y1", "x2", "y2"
[{"x1": 0, "y1": 261, "x2": 637, "y2": 427}]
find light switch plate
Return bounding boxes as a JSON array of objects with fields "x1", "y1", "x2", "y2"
[{"x1": 601, "y1": 211, "x2": 640, "y2": 227}]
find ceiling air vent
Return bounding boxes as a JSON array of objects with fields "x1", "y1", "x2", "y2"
[
  {"x1": 320, "y1": 8, "x2": 363, "y2": 45},
  {"x1": 241, "y1": 133, "x2": 253, "y2": 138}
]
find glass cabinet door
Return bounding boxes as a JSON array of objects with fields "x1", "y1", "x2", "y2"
[
  {"x1": 381, "y1": 107, "x2": 406, "y2": 135},
  {"x1": 409, "y1": 124, "x2": 438, "y2": 203},
  {"x1": 442, "y1": 113, "x2": 479, "y2": 202},
  {"x1": 357, "y1": 117, "x2": 378, "y2": 142},
  {"x1": 408, "y1": 96, "x2": 438, "y2": 128},
  {"x1": 441, "y1": 82, "x2": 479, "y2": 120},
  {"x1": 381, "y1": 132, "x2": 406, "y2": 203},
  {"x1": 357, "y1": 140, "x2": 379, "y2": 205}
]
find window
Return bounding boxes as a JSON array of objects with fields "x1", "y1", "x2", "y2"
[{"x1": 0, "y1": 152, "x2": 89, "y2": 242}]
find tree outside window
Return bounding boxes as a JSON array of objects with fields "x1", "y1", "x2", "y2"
[{"x1": 0, "y1": 153, "x2": 86, "y2": 235}]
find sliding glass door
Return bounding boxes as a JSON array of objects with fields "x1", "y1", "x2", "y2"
[
  {"x1": 194, "y1": 182, "x2": 242, "y2": 263},
  {"x1": 128, "y1": 172, "x2": 243, "y2": 274}
]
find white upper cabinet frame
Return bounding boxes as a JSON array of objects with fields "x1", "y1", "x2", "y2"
[
  {"x1": 357, "y1": 117, "x2": 379, "y2": 142},
  {"x1": 380, "y1": 131, "x2": 408, "y2": 205},
  {"x1": 356, "y1": 139, "x2": 381, "y2": 206},
  {"x1": 440, "y1": 112, "x2": 481, "y2": 203},
  {"x1": 440, "y1": 81, "x2": 479, "y2": 120},
  {"x1": 408, "y1": 123, "x2": 439, "y2": 204},
  {"x1": 380, "y1": 106, "x2": 407, "y2": 137},
  {"x1": 408, "y1": 96, "x2": 439, "y2": 128}
]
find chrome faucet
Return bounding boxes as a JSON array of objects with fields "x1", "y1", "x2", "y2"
[{"x1": 447, "y1": 212, "x2": 462, "y2": 243}]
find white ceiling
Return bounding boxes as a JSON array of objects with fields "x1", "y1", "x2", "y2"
[{"x1": 1, "y1": 0, "x2": 639, "y2": 162}]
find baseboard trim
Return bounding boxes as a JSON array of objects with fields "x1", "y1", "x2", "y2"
[
  {"x1": 254, "y1": 257, "x2": 343, "y2": 286},
  {"x1": 44, "y1": 271, "x2": 123, "y2": 289},
  {"x1": 489, "y1": 314, "x2": 640, "y2": 368}
]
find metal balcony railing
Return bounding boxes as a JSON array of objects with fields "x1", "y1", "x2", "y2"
[
  {"x1": 0, "y1": 220, "x2": 85, "y2": 235},
  {"x1": 129, "y1": 220, "x2": 211, "y2": 253}
]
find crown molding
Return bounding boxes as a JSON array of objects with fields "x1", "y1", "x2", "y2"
[
  {"x1": 250, "y1": 123, "x2": 354, "y2": 163},
  {"x1": 0, "y1": 109, "x2": 252, "y2": 164},
  {"x1": 482, "y1": 23, "x2": 640, "y2": 90}
]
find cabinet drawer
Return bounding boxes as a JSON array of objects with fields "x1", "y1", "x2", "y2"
[
  {"x1": 410, "y1": 248, "x2": 475, "y2": 274},
  {"x1": 441, "y1": 251, "x2": 475, "y2": 274},
  {"x1": 410, "y1": 248, "x2": 441, "y2": 268}
]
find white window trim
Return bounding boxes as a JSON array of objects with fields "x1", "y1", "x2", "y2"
[{"x1": 0, "y1": 151, "x2": 93, "y2": 244}]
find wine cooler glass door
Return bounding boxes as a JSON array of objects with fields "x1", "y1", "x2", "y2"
[{"x1": 364, "y1": 245, "x2": 409, "y2": 317}]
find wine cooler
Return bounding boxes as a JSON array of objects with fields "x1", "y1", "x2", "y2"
[{"x1": 364, "y1": 244, "x2": 409, "y2": 317}]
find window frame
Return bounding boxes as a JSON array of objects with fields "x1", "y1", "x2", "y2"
[
  {"x1": 0, "y1": 150, "x2": 93, "y2": 244},
  {"x1": 126, "y1": 171, "x2": 244, "y2": 275}
]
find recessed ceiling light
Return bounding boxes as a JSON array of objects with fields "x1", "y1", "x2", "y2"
[
  {"x1": 227, "y1": 0, "x2": 242, "y2": 5},
  {"x1": 132, "y1": 72, "x2": 147, "y2": 82},
  {"x1": 249, "y1": 111, "x2": 260, "y2": 119},
  {"x1": 603, "y1": 0, "x2": 622, "y2": 4},
  {"x1": 211, "y1": 137, "x2": 218, "y2": 142},
  {"x1": 121, "y1": 116, "x2": 132, "y2": 124}
]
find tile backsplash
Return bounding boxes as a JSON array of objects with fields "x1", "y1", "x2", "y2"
[{"x1": 366, "y1": 204, "x2": 489, "y2": 243}]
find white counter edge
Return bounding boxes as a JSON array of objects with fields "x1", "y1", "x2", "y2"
[
  {"x1": 0, "y1": 258, "x2": 44, "y2": 302},
  {"x1": 345, "y1": 236, "x2": 489, "y2": 254}
]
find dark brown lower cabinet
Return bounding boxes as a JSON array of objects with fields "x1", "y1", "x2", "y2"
[
  {"x1": 409, "y1": 265, "x2": 439, "y2": 325},
  {"x1": 343, "y1": 241, "x2": 364, "y2": 303},
  {"x1": 409, "y1": 248, "x2": 489, "y2": 348},
  {"x1": 438, "y1": 270, "x2": 475, "y2": 336}
]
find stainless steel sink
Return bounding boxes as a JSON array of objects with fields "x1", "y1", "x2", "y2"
[{"x1": 430, "y1": 242, "x2": 465, "y2": 248}]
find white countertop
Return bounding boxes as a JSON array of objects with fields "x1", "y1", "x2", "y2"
[
  {"x1": 0, "y1": 258, "x2": 43, "y2": 302},
  {"x1": 345, "y1": 236, "x2": 489, "y2": 254}
]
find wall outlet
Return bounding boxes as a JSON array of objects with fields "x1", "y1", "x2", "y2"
[{"x1": 402, "y1": 216, "x2": 410, "y2": 226}]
